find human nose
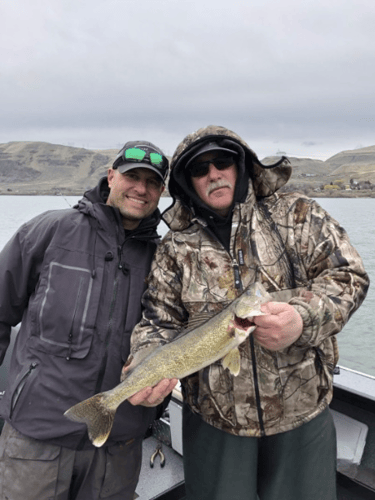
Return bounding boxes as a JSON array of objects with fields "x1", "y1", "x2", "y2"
[
  {"x1": 134, "y1": 179, "x2": 148, "y2": 194},
  {"x1": 207, "y1": 163, "x2": 222, "y2": 180}
]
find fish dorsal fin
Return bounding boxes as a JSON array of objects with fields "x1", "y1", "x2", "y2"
[
  {"x1": 186, "y1": 312, "x2": 214, "y2": 330},
  {"x1": 173, "y1": 312, "x2": 215, "y2": 341},
  {"x1": 222, "y1": 348, "x2": 241, "y2": 376}
]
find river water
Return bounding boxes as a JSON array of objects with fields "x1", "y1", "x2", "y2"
[{"x1": 1, "y1": 196, "x2": 374, "y2": 376}]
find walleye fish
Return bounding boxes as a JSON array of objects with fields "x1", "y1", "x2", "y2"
[{"x1": 64, "y1": 282, "x2": 271, "y2": 447}]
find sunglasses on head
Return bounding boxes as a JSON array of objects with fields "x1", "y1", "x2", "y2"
[
  {"x1": 189, "y1": 156, "x2": 236, "y2": 178},
  {"x1": 113, "y1": 146, "x2": 168, "y2": 178}
]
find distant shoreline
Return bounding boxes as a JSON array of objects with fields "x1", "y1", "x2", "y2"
[
  {"x1": 1, "y1": 189, "x2": 375, "y2": 198},
  {"x1": 2, "y1": 141, "x2": 375, "y2": 198}
]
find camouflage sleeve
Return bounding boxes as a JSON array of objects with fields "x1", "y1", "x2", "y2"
[
  {"x1": 130, "y1": 232, "x2": 188, "y2": 355},
  {"x1": 287, "y1": 197, "x2": 369, "y2": 348}
]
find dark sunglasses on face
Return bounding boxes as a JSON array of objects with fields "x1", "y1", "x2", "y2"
[{"x1": 189, "y1": 156, "x2": 236, "y2": 178}]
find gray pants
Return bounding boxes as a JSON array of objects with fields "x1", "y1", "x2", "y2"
[
  {"x1": 0, "y1": 422, "x2": 142, "y2": 500},
  {"x1": 183, "y1": 406, "x2": 337, "y2": 500}
]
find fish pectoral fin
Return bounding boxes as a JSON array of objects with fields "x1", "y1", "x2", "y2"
[{"x1": 222, "y1": 348, "x2": 241, "y2": 376}]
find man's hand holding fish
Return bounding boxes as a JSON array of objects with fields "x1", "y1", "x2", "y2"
[
  {"x1": 252, "y1": 301, "x2": 303, "y2": 351},
  {"x1": 127, "y1": 377, "x2": 178, "y2": 407}
]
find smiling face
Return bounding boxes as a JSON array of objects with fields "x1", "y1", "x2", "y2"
[
  {"x1": 190, "y1": 152, "x2": 237, "y2": 216},
  {"x1": 106, "y1": 167, "x2": 164, "y2": 230}
]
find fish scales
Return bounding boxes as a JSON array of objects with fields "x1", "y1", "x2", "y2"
[
  {"x1": 64, "y1": 282, "x2": 271, "y2": 447},
  {"x1": 104, "y1": 309, "x2": 239, "y2": 407}
]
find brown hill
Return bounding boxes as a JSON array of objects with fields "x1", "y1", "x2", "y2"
[
  {"x1": 262, "y1": 155, "x2": 327, "y2": 179},
  {"x1": 325, "y1": 146, "x2": 375, "y2": 182},
  {"x1": 1, "y1": 141, "x2": 375, "y2": 195},
  {"x1": 263, "y1": 145, "x2": 375, "y2": 192},
  {"x1": 0, "y1": 141, "x2": 118, "y2": 195}
]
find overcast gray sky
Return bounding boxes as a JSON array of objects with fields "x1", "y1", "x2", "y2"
[{"x1": 1, "y1": 0, "x2": 374, "y2": 160}]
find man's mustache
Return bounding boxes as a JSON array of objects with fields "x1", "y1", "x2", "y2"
[{"x1": 206, "y1": 180, "x2": 233, "y2": 196}]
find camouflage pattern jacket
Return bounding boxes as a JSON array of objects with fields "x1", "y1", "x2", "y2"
[{"x1": 131, "y1": 126, "x2": 369, "y2": 437}]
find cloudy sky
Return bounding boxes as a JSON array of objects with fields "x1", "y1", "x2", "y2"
[{"x1": 1, "y1": 0, "x2": 374, "y2": 160}]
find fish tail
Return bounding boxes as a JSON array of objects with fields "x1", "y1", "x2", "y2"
[{"x1": 64, "y1": 393, "x2": 116, "y2": 447}]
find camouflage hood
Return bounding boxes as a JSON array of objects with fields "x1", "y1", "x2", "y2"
[{"x1": 168, "y1": 125, "x2": 292, "y2": 204}]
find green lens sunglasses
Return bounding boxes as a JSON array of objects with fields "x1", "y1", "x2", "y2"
[
  {"x1": 114, "y1": 146, "x2": 169, "y2": 180},
  {"x1": 124, "y1": 147, "x2": 165, "y2": 167}
]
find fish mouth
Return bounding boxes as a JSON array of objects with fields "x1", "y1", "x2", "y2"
[{"x1": 234, "y1": 315, "x2": 256, "y2": 330}]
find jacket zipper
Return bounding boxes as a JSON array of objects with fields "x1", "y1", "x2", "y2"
[
  {"x1": 201, "y1": 222, "x2": 265, "y2": 435},
  {"x1": 94, "y1": 273, "x2": 119, "y2": 395},
  {"x1": 249, "y1": 336, "x2": 265, "y2": 435},
  {"x1": 10, "y1": 362, "x2": 38, "y2": 419},
  {"x1": 66, "y1": 277, "x2": 85, "y2": 361},
  {"x1": 93, "y1": 243, "x2": 126, "y2": 395},
  {"x1": 232, "y1": 259, "x2": 242, "y2": 289},
  {"x1": 76, "y1": 239, "x2": 128, "y2": 449},
  {"x1": 232, "y1": 253, "x2": 265, "y2": 436}
]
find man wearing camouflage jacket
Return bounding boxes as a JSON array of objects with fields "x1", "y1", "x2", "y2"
[{"x1": 130, "y1": 125, "x2": 369, "y2": 500}]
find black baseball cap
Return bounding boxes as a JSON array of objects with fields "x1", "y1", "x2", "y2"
[
  {"x1": 185, "y1": 141, "x2": 238, "y2": 169},
  {"x1": 113, "y1": 140, "x2": 169, "y2": 183}
]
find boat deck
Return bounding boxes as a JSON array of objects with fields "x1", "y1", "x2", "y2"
[
  {"x1": 135, "y1": 436, "x2": 185, "y2": 500},
  {"x1": 135, "y1": 369, "x2": 375, "y2": 500}
]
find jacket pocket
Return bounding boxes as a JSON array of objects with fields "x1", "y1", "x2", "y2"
[
  {"x1": 10, "y1": 362, "x2": 38, "y2": 419},
  {"x1": 276, "y1": 348, "x2": 322, "y2": 417},
  {"x1": 1, "y1": 423, "x2": 60, "y2": 499},
  {"x1": 32, "y1": 262, "x2": 95, "y2": 358}
]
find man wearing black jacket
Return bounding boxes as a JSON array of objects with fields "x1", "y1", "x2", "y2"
[{"x1": 0, "y1": 141, "x2": 175, "y2": 500}]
